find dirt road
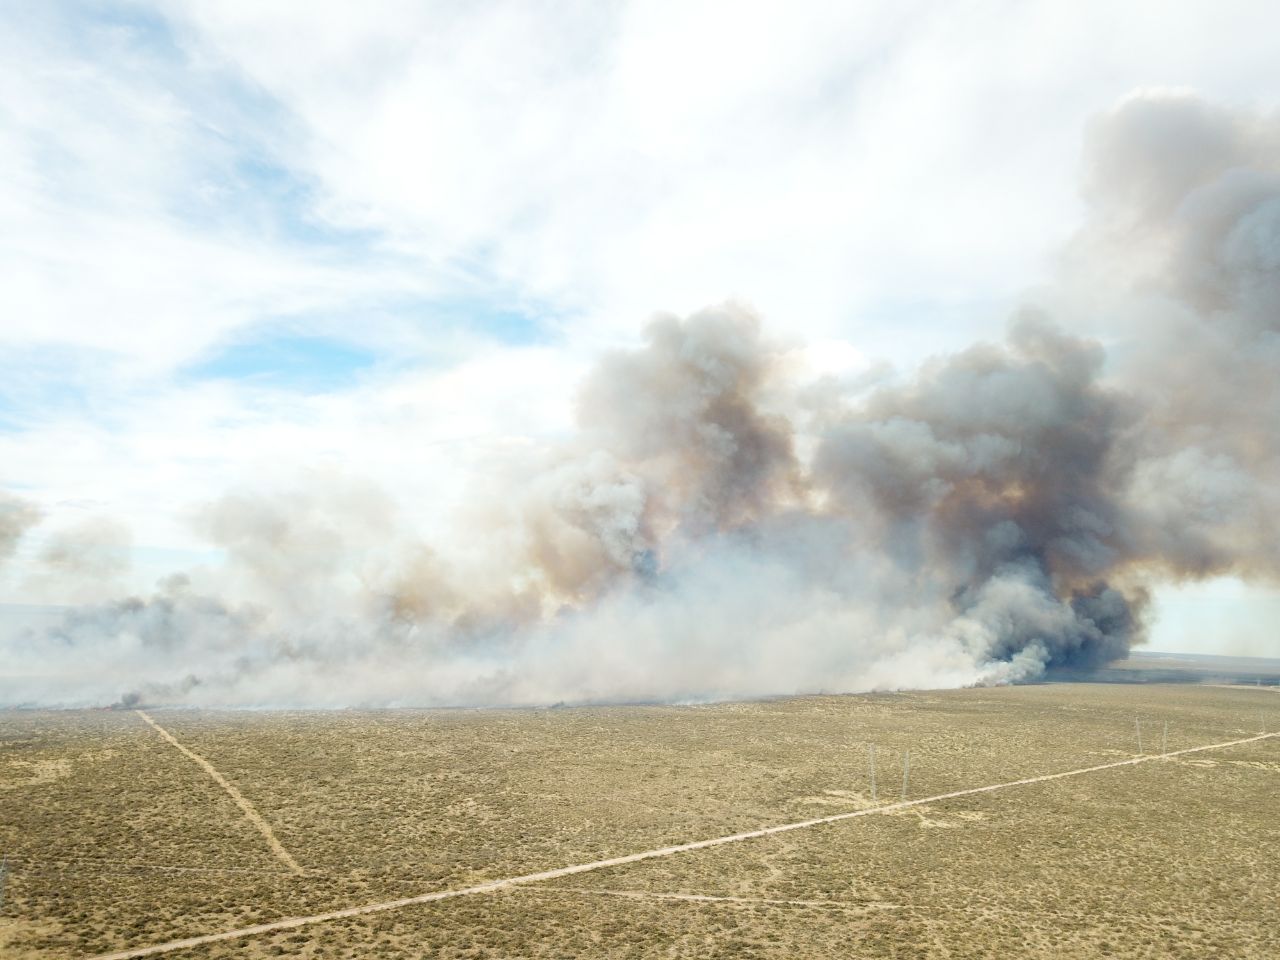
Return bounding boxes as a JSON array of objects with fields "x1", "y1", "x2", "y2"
[{"x1": 135, "y1": 710, "x2": 302, "y2": 876}]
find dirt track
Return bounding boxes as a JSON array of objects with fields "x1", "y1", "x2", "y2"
[{"x1": 135, "y1": 710, "x2": 302, "y2": 876}]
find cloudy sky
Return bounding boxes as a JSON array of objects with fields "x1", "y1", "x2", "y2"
[{"x1": 3, "y1": 0, "x2": 1279, "y2": 663}]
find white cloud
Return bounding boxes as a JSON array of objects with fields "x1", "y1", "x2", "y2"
[
  {"x1": 159, "y1": 0, "x2": 1280, "y2": 358},
  {"x1": 0, "y1": 4, "x2": 438, "y2": 373},
  {"x1": 0, "y1": 339, "x2": 585, "y2": 600}
]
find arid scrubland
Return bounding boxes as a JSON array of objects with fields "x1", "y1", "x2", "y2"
[{"x1": 2, "y1": 683, "x2": 1277, "y2": 959}]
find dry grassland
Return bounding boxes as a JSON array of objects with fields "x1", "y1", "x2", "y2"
[{"x1": 1, "y1": 683, "x2": 1277, "y2": 958}]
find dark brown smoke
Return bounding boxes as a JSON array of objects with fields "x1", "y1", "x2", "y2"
[{"x1": 578, "y1": 307, "x2": 801, "y2": 534}]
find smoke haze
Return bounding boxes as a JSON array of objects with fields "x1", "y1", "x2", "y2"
[
  {"x1": 3, "y1": 90, "x2": 1278, "y2": 707},
  {"x1": 0, "y1": 493, "x2": 42, "y2": 567}
]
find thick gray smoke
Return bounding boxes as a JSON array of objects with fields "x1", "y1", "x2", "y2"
[
  {"x1": 813, "y1": 315, "x2": 1145, "y2": 675},
  {"x1": 3, "y1": 90, "x2": 1278, "y2": 707},
  {"x1": 1072, "y1": 92, "x2": 1280, "y2": 583}
]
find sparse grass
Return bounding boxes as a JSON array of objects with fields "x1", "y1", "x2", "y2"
[{"x1": 1, "y1": 684, "x2": 1277, "y2": 958}]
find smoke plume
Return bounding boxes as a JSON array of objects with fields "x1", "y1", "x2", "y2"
[
  {"x1": 3, "y1": 89, "x2": 1278, "y2": 706},
  {"x1": 0, "y1": 492, "x2": 42, "y2": 567}
]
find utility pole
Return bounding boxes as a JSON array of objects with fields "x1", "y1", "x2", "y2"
[
  {"x1": 869, "y1": 744, "x2": 877, "y2": 803},
  {"x1": 901, "y1": 750, "x2": 911, "y2": 800}
]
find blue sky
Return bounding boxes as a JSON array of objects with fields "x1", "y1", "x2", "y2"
[{"x1": 2, "y1": 0, "x2": 1279, "y2": 660}]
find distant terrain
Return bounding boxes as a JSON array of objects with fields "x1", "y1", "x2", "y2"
[
  {"x1": 1052, "y1": 650, "x2": 1280, "y2": 686},
  {"x1": 2, "y1": 680, "x2": 1277, "y2": 959}
]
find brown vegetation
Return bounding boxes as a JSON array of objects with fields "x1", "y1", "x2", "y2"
[{"x1": 1, "y1": 683, "x2": 1276, "y2": 958}]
